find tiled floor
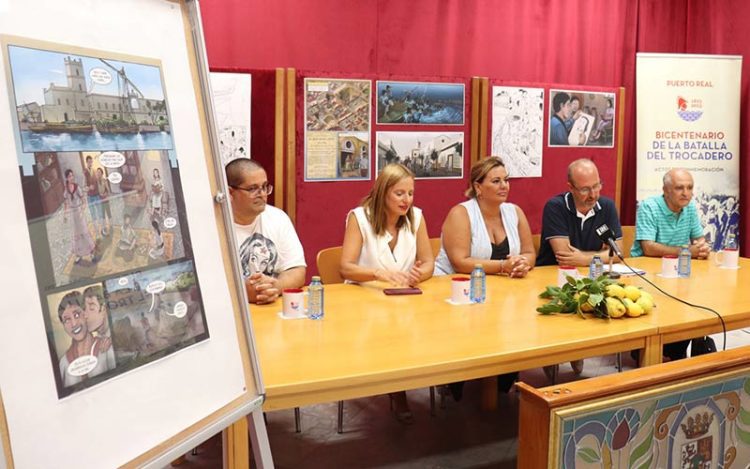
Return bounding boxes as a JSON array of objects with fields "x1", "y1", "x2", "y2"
[{"x1": 173, "y1": 329, "x2": 750, "y2": 468}]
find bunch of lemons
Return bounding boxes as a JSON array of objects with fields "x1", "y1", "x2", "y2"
[{"x1": 604, "y1": 284, "x2": 655, "y2": 318}]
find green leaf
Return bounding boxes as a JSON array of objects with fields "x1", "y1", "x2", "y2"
[
  {"x1": 537, "y1": 304, "x2": 564, "y2": 314},
  {"x1": 634, "y1": 453, "x2": 653, "y2": 469},
  {"x1": 739, "y1": 407, "x2": 750, "y2": 426},
  {"x1": 744, "y1": 378, "x2": 750, "y2": 395},
  {"x1": 588, "y1": 293, "x2": 604, "y2": 306},
  {"x1": 628, "y1": 427, "x2": 653, "y2": 467},
  {"x1": 640, "y1": 402, "x2": 657, "y2": 427},
  {"x1": 576, "y1": 446, "x2": 600, "y2": 463},
  {"x1": 736, "y1": 424, "x2": 750, "y2": 445}
]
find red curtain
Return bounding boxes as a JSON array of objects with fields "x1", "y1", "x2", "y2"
[{"x1": 201, "y1": 0, "x2": 748, "y2": 254}]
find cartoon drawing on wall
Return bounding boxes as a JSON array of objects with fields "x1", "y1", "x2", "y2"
[
  {"x1": 7, "y1": 45, "x2": 173, "y2": 153},
  {"x1": 209, "y1": 72, "x2": 251, "y2": 163},
  {"x1": 491, "y1": 86, "x2": 544, "y2": 178},
  {"x1": 376, "y1": 81, "x2": 465, "y2": 125}
]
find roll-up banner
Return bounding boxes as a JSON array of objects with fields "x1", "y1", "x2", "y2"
[{"x1": 636, "y1": 53, "x2": 742, "y2": 250}]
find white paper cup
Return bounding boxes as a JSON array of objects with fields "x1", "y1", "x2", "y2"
[
  {"x1": 451, "y1": 277, "x2": 471, "y2": 304},
  {"x1": 282, "y1": 288, "x2": 306, "y2": 318},
  {"x1": 715, "y1": 248, "x2": 740, "y2": 269},
  {"x1": 557, "y1": 266, "x2": 579, "y2": 287},
  {"x1": 661, "y1": 255, "x2": 679, "y2": 277}
]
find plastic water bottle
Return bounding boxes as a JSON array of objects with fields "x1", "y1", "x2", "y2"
[
  {"x1": 589, "y1": 255, "x2": 603, "y2": 279},
  {"x1": 470, "y1": 264, "x2": 486, "y2": 303},
  {"x1": 725, "y1": 233, "x2": 738, "y2": 250},
  {"x1": 308, "y1": 276, "x2": 324, "y2": 319},
  {"x1": 678, "y1": 245, "x2": 691, "y2": 278}
]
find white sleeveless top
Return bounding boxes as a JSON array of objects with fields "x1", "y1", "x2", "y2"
[
  {"x1": 349, "y1": 206, "x2": 423, "y2": 273},
  {"x1": 434, "y1": 198, "x2": 521, "y2": 275}
]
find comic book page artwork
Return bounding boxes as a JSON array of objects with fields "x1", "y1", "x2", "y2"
[
  {"x1": 491, "y1": 86, "x2": 544, "y2": 178},
  {"x1": 5, "y1": 40, "x2": 209, "y2": 398},
  {"x1": 304, "y1": 78, "x2": 371, "y2": 181},
  {"x1": 209, "y1": 72, "x2": 251, "y2": 164}
]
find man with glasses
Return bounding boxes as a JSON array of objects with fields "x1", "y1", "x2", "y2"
[
  {"x1": 630, "y1": 168, "x2": 709, "y2": 362},
  {"x1": 537, "y1": 158, "x2": 623, "y2": 267},
  {"x1": 536, "y1": 158, "x2": 623, "y2": 379},
  {"x1": 226, "y1": 158, "x2": 306, "y2": 304},
  {"x1": 630, "y1": 168, "x2": 709, "y2": 258}
]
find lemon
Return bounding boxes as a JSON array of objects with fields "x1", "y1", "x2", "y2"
[
  {"x1": 624, "y1": 285, "x2": 642, "y2": 302},
  {"x1": 639, "y1": 291, "x2": 654, "y2": 303},
  {"x1": 605, "y1": 297, "x2": 626, "y2": 318},
  {"x1": 623, "y1": 298, "x2": 644, "y2": 317},
  {"x1": 606, "y1": 284, "x2": 626, "y2": 299},
  {"x1": 636, "y1": 296, "x2": 654, "y2": 314}
]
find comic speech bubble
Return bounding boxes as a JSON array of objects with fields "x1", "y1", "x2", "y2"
[
  {"x1": 89, "y1": 68, "x2": 112, "y2": 85},
  {"x1": 163, "y1": 217, "x2": 177, "y2": 229},
  {"x1": 108, "y1": 172, "x2": 122, "y2": 184},
  {"x1": 99, "y1": 151, "x2": 125, "y2": 168},
  {"x1": 146, "y1": 280, "x2": 166, "y2": 295},
  {"x1": 117, "y1": 277, "x2": 129, "y2": 286},
  {"x1": 67, "y1": 355, "x2": 98, "y2": 376},
  {"x1": 168, "y1": 301, "x2": 188, "y2": 318}
]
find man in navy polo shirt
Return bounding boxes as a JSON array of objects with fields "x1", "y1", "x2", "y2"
[
  {"x1": 537, "y1": 158, "x2": 623, "y2": 380},
  {"x1": 537, "y1": 158, "x2": 623, "y2": 267}
]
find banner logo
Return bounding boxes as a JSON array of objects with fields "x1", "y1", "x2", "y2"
[{"x1": 677, "y1": 96, "x2": 703, "y2": 122}]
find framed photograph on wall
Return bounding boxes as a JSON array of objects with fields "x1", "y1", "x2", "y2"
[
  {"x1": 376, "y1": 80, "x2": 465, "y2": 125},
  {"x1": 376, "y1": 131, "x2": 464, "y2": 179},
  {"x1": 549, "y1": 89, "x2": 616, "y2": 148}
]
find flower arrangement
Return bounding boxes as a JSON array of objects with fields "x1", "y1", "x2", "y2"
[{"x1": 537, "y1": 275, "x2": 655, "y2": 319}]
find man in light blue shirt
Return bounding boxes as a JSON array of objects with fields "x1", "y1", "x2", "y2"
[
  {"x1": 631, "y1": 168, "x2": 709, "y2": 361},
  {"x1": 631, "y1": 168, "x2": 709, "y2": 258}
]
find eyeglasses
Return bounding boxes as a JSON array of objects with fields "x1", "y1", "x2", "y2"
[
  {"x1": 571, "y1": 181, "x2": 603, "y2": 196},
  {"x1": 231, "y1": 183, "x2": 273, "y2": 197}
]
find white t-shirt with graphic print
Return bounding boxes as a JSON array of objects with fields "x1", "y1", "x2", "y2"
[{"x1": 234, "y1": 205, "x2": 306, "y2": 279}]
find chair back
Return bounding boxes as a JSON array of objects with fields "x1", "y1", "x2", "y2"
[
  {"x1": 620, "y1": 225, "x2": 635, "y2": 258},
  {"x1": 316, "y1": 246, "x2": 344, "y2": 284},
  {"x1": 532, "y1": 234, "x2": 541, "y2": 254},
  {"x1": 429, "y1": 237, "x2": 441, "y2": 257}
]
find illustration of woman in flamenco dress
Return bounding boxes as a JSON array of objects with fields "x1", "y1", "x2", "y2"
[{"x1": 63, "y1": 169, "x2": 97, "y2": 264}]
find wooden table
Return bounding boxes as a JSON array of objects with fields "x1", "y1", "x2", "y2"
[
  {"x1": 618, "y1": 256, "x2": 750, "y2": 353},
  {"x1": 251, "y1": 267, "x2": 661, "y2": 411}
]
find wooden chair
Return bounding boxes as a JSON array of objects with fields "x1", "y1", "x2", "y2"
[
  {"x1": 430, "y1": 237, "x2": 441, "y2": 257},
  {"x1": 532, "y1": 234, "x2": 541, "y2": 254},
  {"x1": 620, "y1": 225, "x2": 635, "y2": 258},
  {"x1": 316, "y1": 246, "x2": 344, "y2": 284}
]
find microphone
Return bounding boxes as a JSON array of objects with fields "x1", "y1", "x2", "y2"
[{"x1": 595, "y1": 224, "x2": 623, "y2": 259}]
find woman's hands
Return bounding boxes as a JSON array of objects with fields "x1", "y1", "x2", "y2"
[
  {"x1": 374, "y1": 260, "x2": 424, "y2": 287},
  {"x1": 503, "y1": 255, "x2": 531, "y2": 278}
]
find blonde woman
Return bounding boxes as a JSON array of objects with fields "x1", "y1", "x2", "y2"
[
  {"x1": 340, "y1": 163, "x2": 434, "y2": 423},
  {"x1": 434, "y1": 156, "x2": 535, "y2": 400},
  {"x1": 435, "y1": 156, "x2": 535, "y2": 277}
]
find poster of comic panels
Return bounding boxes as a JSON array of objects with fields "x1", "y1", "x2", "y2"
[
  {"x1": 4, "y1": 40, "x2": 209, "y2": 398},
  {"x1": 304, "y1": 78, "x2": 371, "y2": 181}
]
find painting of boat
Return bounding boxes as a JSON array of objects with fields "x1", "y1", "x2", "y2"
[{"x1": 27, "y1": 122, "x2": 94, "y2": 133}]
